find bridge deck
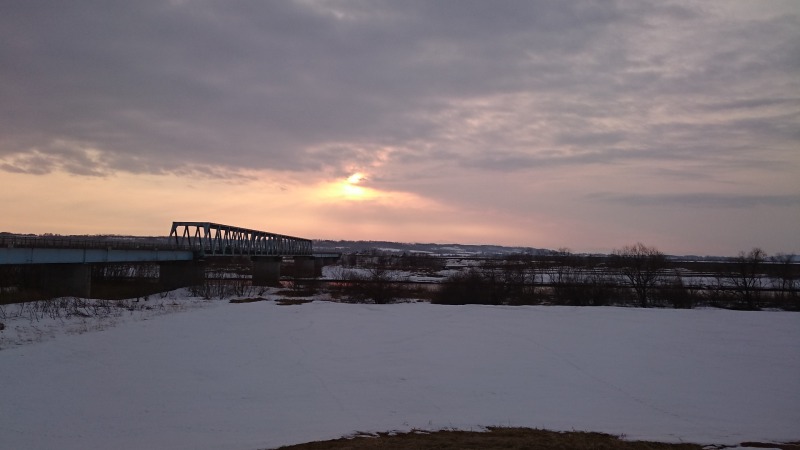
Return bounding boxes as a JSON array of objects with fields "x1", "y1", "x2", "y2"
[
  {"x1": 0, "y1": 247, "x2": 194, "y2": 265},
  {"x1": 0, "y1": 235, "x2": 193, "y2": 264},
  {"x1": 1, "y1": 222, "x2": 314, "y2": 265}
]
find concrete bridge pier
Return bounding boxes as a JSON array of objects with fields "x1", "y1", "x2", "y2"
[
  {"x1": 294, "y1": 256, "x2": 320, "y2": 278},
  {"x1": 159, "y1": 261, "x2": 205, "y2": 290},
  {"x1": 33, "y1": 263, "x2": 92, "y2": 298},
  {"x1": 314, "y1": 258, "x2": 325, "y2": 277},
  {"x1": 313, "y1": 255, "x2": 341, "y2": 278},
  {"x1": 252, "y1": 256, "x2": 282, "y2": 286},
  {"x1": 316, "y1": 255, "x2": 341, "y2": 270}
]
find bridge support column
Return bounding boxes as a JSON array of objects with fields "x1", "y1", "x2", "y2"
[
  {"x1": 315, "y1": 258, "x2": 325, "y2": 277},
  {"x1": 33, "y1": 263, "x2": 92, "y2": 298},
  {"x1": 252, "y1": 256, "x2": 282, "y2": 286},
  {"x1": 318, "y1": 255, "x2": 341, "y2": 268},
  {"x1": 159, "y1": 261, "x2": 205, "y2": 290},
  {"x1": 294, "y1": 256, "x2": 320, "y2": 278}
]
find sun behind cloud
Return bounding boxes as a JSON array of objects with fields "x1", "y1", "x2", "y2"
[
  {"x1": 341, "y1": 172, "x2": 369, "y2": 199},
  {"x1": 346, "y1": 172, "x2": 365, "y2": 184},
  {"x1": 322, "y1": 172, "x2": 377, "y2": 201},
  {"x1": 312, "y1": 172, "x2": 440, "y2": 210}
]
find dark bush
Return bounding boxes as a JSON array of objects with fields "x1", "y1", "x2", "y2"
[
  {"x1": 654, "y1": 275, "x2": 697, "y2": 309},
  {"x1": 434, "y1": 269, "x2": 501, "y2": 305}
]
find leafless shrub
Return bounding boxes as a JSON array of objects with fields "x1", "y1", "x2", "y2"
[
  {"x1": 611, "y1": 243, "x2": 668, "y2": 308},
  {"x1": 771, "y1": 253, "x2": 798, "y2": 310},
  {"x1": 326, "y1": 258, "x2": 409, "y2": 304},
  {"x1": 655, "y1": 272, "x2": 698, "y2": 309}
]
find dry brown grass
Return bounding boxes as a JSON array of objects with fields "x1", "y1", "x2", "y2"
[
  {"x1": 229, "y1": 297, "x2": 267, "y2": 304},
  {"x1": 271, "y1": 427, "x2": 707, "y2": 450},
  {"x1": 275, "y1": 299, "x2": 314, "y2": 306},
  {"x1": 739, "y1": 443, "x2": 800, "y2": 450},
  {"x1": 228, "y1": 297, "x2": 314, "y2": 305}
]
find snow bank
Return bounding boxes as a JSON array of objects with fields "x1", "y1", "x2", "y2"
[{"x1": 1, "y1": 300, "x2": 798, "y2": 450}]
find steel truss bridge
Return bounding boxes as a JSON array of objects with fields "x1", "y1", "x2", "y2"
[{"x1": 169, "y1": 222, "x2": 312, "y2": 257}]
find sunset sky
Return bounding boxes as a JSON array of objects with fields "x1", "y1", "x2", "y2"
[{"x1": 1, "y1": 1, "x2": 798, "y2": 256}]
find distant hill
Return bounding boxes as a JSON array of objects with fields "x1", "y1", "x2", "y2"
[
  {"x1": 313, "y1": 239, "x2": 551, "y2": 257},
  {"x1": 311, "y1": 240, "x2": 749, "y2": 261}
]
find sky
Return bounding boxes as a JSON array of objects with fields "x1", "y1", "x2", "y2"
[{"x1": 1, "y1": 1, "x2": 798, "y2": 256}]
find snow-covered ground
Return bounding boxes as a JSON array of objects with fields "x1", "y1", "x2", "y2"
[{"x1": 1, "y1": 295, "x2": 798, "y2": 450}]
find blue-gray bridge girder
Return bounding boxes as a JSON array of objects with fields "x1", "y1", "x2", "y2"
[
  {"x1": 0, "y1": 235, "x2": 193, "y2": 265},
  {"x1": 169, "y1": 222, "x2": 313, "y2": 257}
]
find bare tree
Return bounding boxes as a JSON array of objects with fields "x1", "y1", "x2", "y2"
[
  {"x1": 364, "y1": 255, "x2": 397, "y2": 304},
  {"x1": 771, "y1": 253, "x2": 798, "y2": 309},
  {"x1": 545, "y1": 250, "x2": 617, "y2": 306},
  {"x1": 726, "y1": 248, "x2": 766, "y2": 310},
  {"x1": 547, "y1": 250, "x2": 586, "y2": 305},
  {"x1": 612, "y1": 243, "x2": 667, "y2": 308}
]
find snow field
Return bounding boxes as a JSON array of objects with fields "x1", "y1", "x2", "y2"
[{"x1": 1, "y1": 299, "x2": 799, "y2": 450}]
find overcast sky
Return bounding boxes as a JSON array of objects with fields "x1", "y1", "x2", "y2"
[{"x1": 1, "y1": 1, "x2": 798, "y2": 256}]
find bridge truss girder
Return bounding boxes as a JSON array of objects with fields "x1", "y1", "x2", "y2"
[{"x1": 169, "y1": 222, "x2": 312, "y2": 257}]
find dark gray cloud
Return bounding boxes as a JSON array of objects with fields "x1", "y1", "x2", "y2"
[
  {"x1": 0, "y1": 0, "x2": 798, "y2": 185},
  {"x1": 590, "y1": 192, "x2": 800, "y2": 209}
]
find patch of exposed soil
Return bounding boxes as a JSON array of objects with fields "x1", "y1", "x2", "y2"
[
  {"x1": 229, "y1": 298, "x2": 267, "y2": 304},
  {"x1": 275, "y1": 299, "x2": 314, "y2": 306},
  {"x1": 271, "y1": 427, "x2": 707, "y2": 449}
]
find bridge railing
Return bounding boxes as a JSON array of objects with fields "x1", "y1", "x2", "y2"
[{"x1": 168, "y1": 222, "x2": 313, "y2": 257}]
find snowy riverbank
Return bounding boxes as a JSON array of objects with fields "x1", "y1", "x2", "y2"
[{"x1": 1, "y1": 295, "x2": 798, "y2": 449}]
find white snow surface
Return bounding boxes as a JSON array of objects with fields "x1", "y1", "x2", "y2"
[{"x1": 1, "y1": 298, "x2": 799, "y2": 450}]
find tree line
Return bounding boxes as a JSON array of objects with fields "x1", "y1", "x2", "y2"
[{"x1": 335, "y1": 244, "x2": 798, "y2": 310}]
